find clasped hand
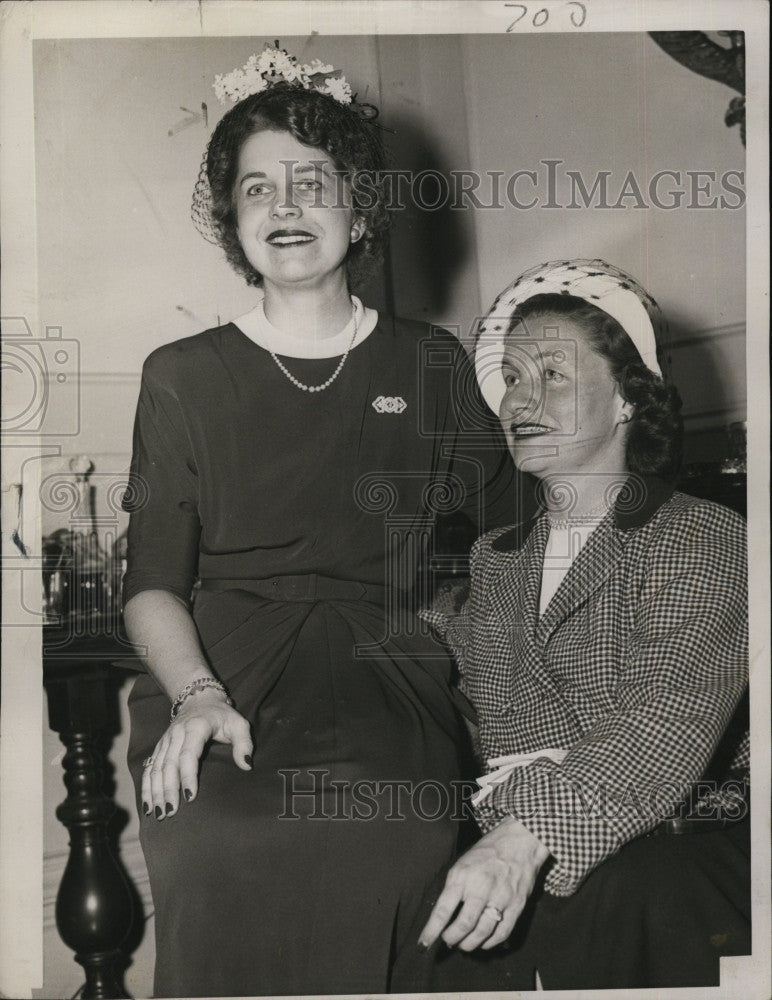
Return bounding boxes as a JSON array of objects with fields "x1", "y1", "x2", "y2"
[
  {"x1": 141, "y1": 691, "x2": 253, "y2": 819},
  {"x1": 418, "y1": 816, "x2": 549, "y2": 952}
]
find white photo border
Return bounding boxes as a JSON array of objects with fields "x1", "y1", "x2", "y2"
[{"x1": 1, "y1": 2, "x2": 768, "y2": 998}]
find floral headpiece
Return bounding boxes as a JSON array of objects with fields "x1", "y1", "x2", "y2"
[
  {"x1": 191, "y1": 43, "x2": 382, "y2": 245},
  {"x1": 213, "y1": 43, "x2": 353, "y2": 106}
]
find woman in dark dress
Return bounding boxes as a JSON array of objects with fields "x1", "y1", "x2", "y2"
[{"x1": 122, "y1": 46, "x2": 514, "y2": 997}]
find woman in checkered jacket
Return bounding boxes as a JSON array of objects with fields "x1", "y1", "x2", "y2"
[{"x1": 413, "y1": 260, "x2": 750, "y2": 991}]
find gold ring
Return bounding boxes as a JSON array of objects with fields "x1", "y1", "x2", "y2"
[
  {"x1": 483, "y1": 904, "x2": 504, "y2": 923},
  {"x1": 142, "y1": 756, "x2": 155, "y2": 769}
]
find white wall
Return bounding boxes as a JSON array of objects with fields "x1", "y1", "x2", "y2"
[
  {"x1": 460, "y1": 32, "x2": 746, "y2": 456},
  {"x1": 464, "y1": 32, "x2": 745, "y2": 328}
]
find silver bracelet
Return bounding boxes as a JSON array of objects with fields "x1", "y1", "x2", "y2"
[{"x1": 170, "y1": 677, "x2": 233, "y2": 722}]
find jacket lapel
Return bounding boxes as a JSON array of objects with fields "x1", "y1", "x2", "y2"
[
  {"x1": 488, "y1": 517, "x2": 550, "y2": 658},
  {"x1": 479, "y1": 474, "x2": 675, "y2": 691},
  {"x1": 535, "y1": 517, "x2": 625, "y2": 647}
]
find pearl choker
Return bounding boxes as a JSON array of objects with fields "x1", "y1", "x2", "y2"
[{"x1": 546, "y1": 499, "x2": 613, "y2": 531}]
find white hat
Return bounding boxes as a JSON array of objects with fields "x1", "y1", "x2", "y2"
[{"x1": 475, "y1": 258, "x2": 665, "y2": 414}]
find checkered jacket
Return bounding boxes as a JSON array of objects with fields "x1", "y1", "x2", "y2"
[{"x1": 426, "y1": 479, "x2": 748, "y2": 896}]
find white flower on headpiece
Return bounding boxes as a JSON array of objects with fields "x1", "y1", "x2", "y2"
[
  {"x1": 242, "y1": 64, "x2": 266, "y2": 91},
  {"x1": 255, "y1": 47, "x2": 292, "y2": 75},
  {"x1": 213, "y1": 45, "x2": 354, "y2": 106},
  {"x1": 283, "y1": 64, "x2": 306, "y2": 83},
  {"x1": 304, "y1": 59, "x2": 335, "y2": 76},
  {"x1": 317, "y1": 76, "x2": 353, "y2": 104},
  {"x1": 213, "y1": 74, "x2": 228, "y2": 104},
  {"x1": 271, "y1": 50, "x2": 297, "y2": 75},
  {"x1": 237, "y1": 73, "x2": 260, "y2": 102}
]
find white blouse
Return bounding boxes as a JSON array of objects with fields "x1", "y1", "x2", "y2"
[
  {"x1": 233, "y1": 294, "x2": 378, "y2": 359},
  {"x1": 539, "y1": 520, "x2": 603, "y2": 616}
]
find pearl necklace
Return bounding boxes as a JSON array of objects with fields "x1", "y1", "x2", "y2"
[
  {"x1": 269, "y1": 303, "x2": 358, "y2": 393},
  {"x1": 546, "y1": 499, "x2": 613, "y2": 531}
]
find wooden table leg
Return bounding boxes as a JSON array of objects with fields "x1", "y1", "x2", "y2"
[{"x1": 45, "y1": 668, "x2": 135, "y2": 999}]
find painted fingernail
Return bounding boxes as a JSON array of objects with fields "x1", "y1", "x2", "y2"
[
  {"x1": 154, "y1": 806, "x2": 163, "y2": 820},
  {"x1": 165, "y1": 802, "x2": 174, "y2": 816},
  {"x1": 142, "y1": 802, "x2": 151, "y2": 816},
  {"x1": 417, "y1": 941, "x2": 429, "y2": 952},
  {"x1": 184, "y1": 788, "x2": 193, "y2": 802},
  {"x1": 244, "y1": 754, "x2": 253, "y2": 768}
]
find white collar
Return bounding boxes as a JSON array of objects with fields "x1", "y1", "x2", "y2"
[{"x1": 233, "y1": 294, "x2": 378, "y2": 359}]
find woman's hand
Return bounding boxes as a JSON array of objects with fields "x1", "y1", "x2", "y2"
[
  {"x1": 141, "y1": 689, "x2": 253, "y2": 820},
  {"x1": 418, "y1": 817, "x2": 550, "y2": 952}
]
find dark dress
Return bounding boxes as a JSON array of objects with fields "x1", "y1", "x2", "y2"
[{"x1": 123, "y1": 315, "x2": 516, "y2": 997}]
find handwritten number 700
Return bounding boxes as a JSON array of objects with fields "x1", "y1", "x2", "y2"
[{"x1": 505, "y1": 2, "x2": 587, "y2": 31}]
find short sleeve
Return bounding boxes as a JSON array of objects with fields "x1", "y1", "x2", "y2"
[{"x1": 122, "y1": 351, "x2": 201, "y2": 606}]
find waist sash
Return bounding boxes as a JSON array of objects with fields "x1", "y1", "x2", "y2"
[{"x1": 199, "y1": 573, "x2": 395, "y2": 606}]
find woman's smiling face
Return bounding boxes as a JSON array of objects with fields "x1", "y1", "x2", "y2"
[
  {"x1": 234, "y1": 129, "x2": 359, "y2": 293},
  {"x1": 499, "y1": 312, "x2": 628, "y2": 478}
]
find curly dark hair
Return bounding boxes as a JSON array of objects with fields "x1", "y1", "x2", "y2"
[
  {"x1": 511, "y1": 293, "x2": 683, "y2": 480},
  {"x1": 204, "y1": 84, "x2": 391, "y2": 290}
]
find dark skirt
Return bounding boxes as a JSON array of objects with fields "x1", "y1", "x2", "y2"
[
  {"x1": 127, "y1": 589, "x2": 471, "y2": 997},
  {"x1": 406, "y1": 816, "x2": 752, "y2": 992}
]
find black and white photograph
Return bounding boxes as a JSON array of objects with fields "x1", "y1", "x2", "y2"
[{"x1": 1, "y1": 2, "x2": 769, "y2": 998}]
